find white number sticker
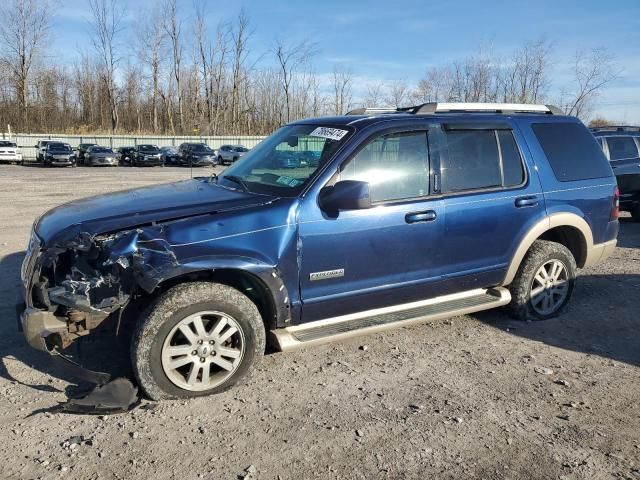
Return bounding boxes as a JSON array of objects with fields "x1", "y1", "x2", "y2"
[{"x1": 309, "y1": 127, "x2": 349, "y2": 141}]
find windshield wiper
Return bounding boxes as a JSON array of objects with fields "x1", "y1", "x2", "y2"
[{"x1": 223, "y1": 175, "x2": 249, "y2": 192}]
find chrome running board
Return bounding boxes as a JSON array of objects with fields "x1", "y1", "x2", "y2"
[{"x1": 272, "y1": 287, "x2": 511, "y2": 352}]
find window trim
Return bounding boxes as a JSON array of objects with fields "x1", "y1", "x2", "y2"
[
  {"x1": 332, "y1": 127, "x2": 432, "y2": 206},
  {"x1": 603, "y1": 135, "x2": 640, "y2": 162},
  {"x1": 436, "y1": 126, "x2": 528, "y2": 198}
]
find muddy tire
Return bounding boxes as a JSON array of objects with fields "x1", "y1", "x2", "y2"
[
  {"x1": 506, "y1": 240, "x2": 577, "y2": 321},
  {"x1": 131, "y1": 282, "x2": 266, "y2": 401}
]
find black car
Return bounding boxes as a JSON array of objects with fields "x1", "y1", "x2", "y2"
[
  {"x1": 117, "y1": 146, "x2": 136, "y2": 166},
  {"x1": 76, "y1": 143, "x2": 97, "y2": 165},
  {"x1": 591, "y1": 126, "x2": 640, "y2": 221},
  {"x1": 177, "y1": 142, "x2": 216, "y2": 167},
  {"x1": 43, "y1": 142, "x2": 76, "y2": 168},
  {"x1": 132, "y1": 144, "x2": 163, "y2": 167}
]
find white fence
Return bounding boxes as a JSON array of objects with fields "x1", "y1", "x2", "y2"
[{"x1": 1, "y1": 133, "x2": 267, "y2": 160}]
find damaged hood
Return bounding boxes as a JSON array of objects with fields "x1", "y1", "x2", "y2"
[{"x1": 36, "y1": 179, "x2": 274, "y2": 246}]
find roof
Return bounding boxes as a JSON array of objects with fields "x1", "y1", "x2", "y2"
[{"x1": 291, "y1": 102, "x2": 570, "y2": 129}]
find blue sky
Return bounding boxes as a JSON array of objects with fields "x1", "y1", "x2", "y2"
[{"x1": 52, "y1": 0, "x2": 640, "y2": 122}]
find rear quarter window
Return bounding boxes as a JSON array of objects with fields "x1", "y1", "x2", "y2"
[{"x1": 532, "y1": 122, "x2": 612, "y2": 182}]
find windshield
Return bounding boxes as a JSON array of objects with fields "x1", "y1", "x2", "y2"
[
  {"x1": 218, "y1": 124, "x2": 352, "y2": 196},
  {"x1": 92, "y1": 147, "x2": 113, "y2": 153},
  {"x1": 138, "y1": 144, "x2": 159, "y2": 152},
  {"x1": 0, "y1": 141, "x2": 16, "y2": 147},
  {"x1": 191, "y1": 144, "x2": 213, "y2": 153},
  {"x1": 231, "y1": 146, "x2": 249, "y2": 152},
  {"x1": 49, "y1": 143, "x2": 72, "y2": 152}
]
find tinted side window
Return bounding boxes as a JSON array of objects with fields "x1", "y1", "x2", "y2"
[
  {"x1": 606, "y1": 137, "x2": 639, "y2": 160},
  {"x1": 532, "y1": 123, "x2": 611, "y2": 182},
  {"x1": 497, "y1": 130, "x2": 525, "y2": 187},
  {"x1": 340, "y1": 131, "x2": 429, "y2": 203},
  {"x1": 441, "y1": 130, "x2": 502, "y2": 192}
]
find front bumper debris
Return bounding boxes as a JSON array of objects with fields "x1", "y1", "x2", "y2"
[{"x1": 19, "y1": 307, "x2": 68, "y2": 351}]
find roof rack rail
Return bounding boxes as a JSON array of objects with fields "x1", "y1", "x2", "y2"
[
  {"x1": 346, "y1": 102, "x2": 563, "y2": 116},
  {"x1": 590, "y1": 125, "x2": 640, "y2": 132}
]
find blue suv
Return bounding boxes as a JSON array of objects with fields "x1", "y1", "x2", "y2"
[{"x1": 18, "y1": 103, "x2": 619, "y2": 400}]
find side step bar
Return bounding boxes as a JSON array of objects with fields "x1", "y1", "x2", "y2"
[{"x1": 272, "y1": 287, "x2": 511, "y2": 352}]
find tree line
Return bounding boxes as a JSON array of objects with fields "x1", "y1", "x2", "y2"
[{"x1": 0, "y1": 0, "x2": 619, "y2": 135}]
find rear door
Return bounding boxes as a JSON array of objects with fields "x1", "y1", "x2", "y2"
[{"x1": 436, "y1": 121, "x2": 547, "y2": 291}]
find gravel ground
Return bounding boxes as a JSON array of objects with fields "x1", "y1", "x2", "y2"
[{"x1": 0, "y1": 164, "x2": 638, "y2": 480}]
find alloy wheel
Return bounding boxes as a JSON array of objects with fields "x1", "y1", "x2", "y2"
[
  {"x1": 529, "y1": 259, "x2": 569, "y2": 316},
  {"x1": 161, "y1": 311, "x2": 245, "y2": 391}
]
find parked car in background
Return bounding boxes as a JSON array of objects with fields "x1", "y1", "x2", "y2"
[
  {"x1": 17, "y1": 103, "x2": 618, "y2": 400},
  {"x1": 75, "y1": 143, "x2": 97, "y2": 165},
  {"x1": 133, "y1": 144, "x2": 164, "y2": 167},
  {"x1": 117, "y1": 146, "x2": 136, "y2": 166},
  {"x1": 591, "y1": 126, "x2": 640, "y2": 221},
  {"x1": 177, "y1": 142, "x2": 216, "y2": 167},
  {"x1": 160, "y1": 146, "x2": 180, "y2": 165},
  {"x1": 35, "y1": 140, "x2": 62, "y2": 163},
  {"x1": 0, "y1": 140, "x2": 23, "y2": 165},
  {"x1": 85, "y1": 146, "x2": 118, "y2": 167},
  {"x1": 217, "y1": 145, "x2": 250, "y2": 165},
  {"x1": 43, "y1": 142, "x2": 76, "y2": 168}
]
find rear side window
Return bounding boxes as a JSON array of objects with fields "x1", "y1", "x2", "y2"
[
  {"x1": 532, "y1": 123, "x2": 611, "y2": 182},
  {"x1": 606, "y1": 137, "x2": 639, "y2": 160},
  {"x1": 441, "y1": 130, "x2": 524, "y2": 193}
]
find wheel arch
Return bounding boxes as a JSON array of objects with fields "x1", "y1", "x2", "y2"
[
  {"x1": 152, "y1": 264, "x2": 289, "y2": 331},
  {"x1": 503, "y1": 213, "x2": 594, "y2": 285}
]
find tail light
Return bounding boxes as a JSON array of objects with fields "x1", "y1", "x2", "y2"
[{"x1": 611, "y1": 186, "x2": 620, "y2": 220}]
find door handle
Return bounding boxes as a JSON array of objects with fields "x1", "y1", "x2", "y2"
[
  {"x1": 405, "y1": 210, "x2": 437, "y2": 223},
  {"x1": 515, "y1": 195, "x2": 539, "y2": 208}
]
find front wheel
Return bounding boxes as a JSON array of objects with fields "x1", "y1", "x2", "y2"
[
  {"x1": 131, "y1": 282, "x2": 266, "y2": 400},
  {"x1": 506, "y1": 240, "x2": 577, "y2": 321}
]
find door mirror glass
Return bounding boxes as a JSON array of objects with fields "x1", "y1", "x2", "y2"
[{"x1": 319, "y1": 180, "x2": 372, "y2": 212}]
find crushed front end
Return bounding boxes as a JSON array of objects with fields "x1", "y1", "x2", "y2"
[{"x1": 18, "y1": 227, "x2": 174, "y2": 353}]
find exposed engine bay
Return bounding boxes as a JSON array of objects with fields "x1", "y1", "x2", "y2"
[{"x1": 28, "y1": 226, "x2": 177, "y2": 350}]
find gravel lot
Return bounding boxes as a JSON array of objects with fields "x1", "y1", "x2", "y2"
[{"x1": 0, "y1": 164, "x2": 638, "y2": 480}]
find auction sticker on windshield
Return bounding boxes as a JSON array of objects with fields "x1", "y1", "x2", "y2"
[{"x1": 309, "y1": 127, "x2": 349, "y2": 141}]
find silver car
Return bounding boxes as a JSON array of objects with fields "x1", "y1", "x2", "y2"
[
  {"x1": 217, "y1": 145, "x2": 249, "y2": 165},
  {"x1": 85, "y1": 146, "x2": 118, "y2": 167}
]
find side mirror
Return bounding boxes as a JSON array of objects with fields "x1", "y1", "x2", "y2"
[{"x1": 319, "y1": 180, "x2": 372, "y2": 212}]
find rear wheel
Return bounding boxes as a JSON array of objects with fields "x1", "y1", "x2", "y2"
[
  {"x1": 131, "y1": 282, "x2": 266, "y2": 400},
  {"x1": 506, "y1": 240, "x2": 576, "y2": 321}
]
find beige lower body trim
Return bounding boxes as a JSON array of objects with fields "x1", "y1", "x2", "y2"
[
  {"x1": 271, "y1": 287, "x2": 511, "y2": 352},
  {"x1": 584, "y1": 239, "x2": 617, "y2": 268}
]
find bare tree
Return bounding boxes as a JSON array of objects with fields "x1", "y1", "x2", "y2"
[
  {"x1": 273, "y1": 38, "x2": 315, "y2": 123},
  {"x1": 136, "y1": 12, "x2": 165, "y2": 133},
  {"x1": 363, "y1": 81, "x2": 386, "y2": 107},
  {"x1": 331, "y1": 66, "x2": 353, "y2": 115},
  {"x1": 0, "y1": 0, "x2": 50, "y2": 131},
  {"x1": 88, "y1": 0, "x2": 124, "y2": 132},
  {"x1": 561, "y1": 48, "x2": 618, "y2": 119},
  {"x1": 229, "y1": 10, "x2": 251, "y2": 132},
  {"x1": 164, "y1": 0, "x2": 183, "y2": 132},
  {"x1": 385, "y1": 80, "x2": 409, "y2": 108}
]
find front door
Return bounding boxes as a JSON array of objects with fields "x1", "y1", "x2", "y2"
[{"x1": 298, "y1": 129, "x2": 448, "y2": 323}]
